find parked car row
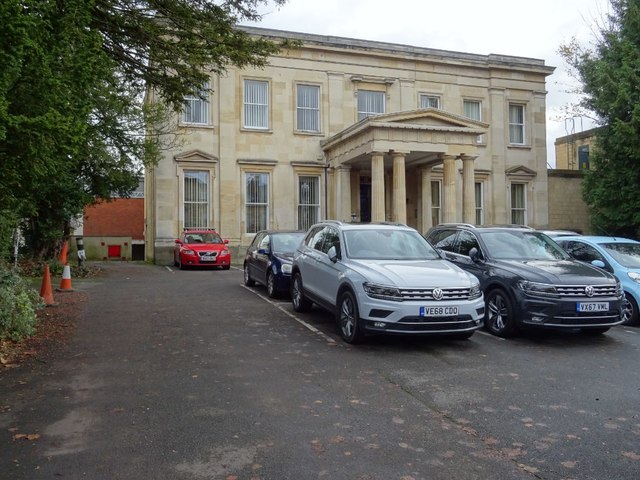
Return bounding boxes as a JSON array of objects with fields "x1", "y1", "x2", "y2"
[{"x1": 185, "y1": 222, "x2": 637, "y2": 345}]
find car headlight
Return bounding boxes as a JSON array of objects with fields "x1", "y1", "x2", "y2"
[
  {"x1": 281, "y1": 263, "x2": 292, "y2": 274},
  {"x1": 517, "y1": 280, "x2": 558, "y2": 297},
  {"x1": 182, "y1": 249, "x2": 195, "y2": 255},
  {"x1": 469, "y1": 282, "x2": 482, "y2": 300},
  {"x1": 628, "y1": 272, "x2": 640, "y2": 284},
  {"x1": 363, "y1": 282, "x2": 403, "y2": 301}
]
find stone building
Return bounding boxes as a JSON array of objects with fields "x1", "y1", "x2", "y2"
[
  {"x1": 145, "y1": 27, "x2": 555, "y2": 264},
  {"x1": 554, "y1": 127, "x2": 599, "y2": 170}
]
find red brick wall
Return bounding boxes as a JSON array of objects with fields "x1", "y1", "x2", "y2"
[{"x1": 83, "y1": 199, "x2": 144, "y2": 239}]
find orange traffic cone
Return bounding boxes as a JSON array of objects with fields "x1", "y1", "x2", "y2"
[
  {"x1": 56, "y1": 263, "x2": 75, "y2": 292},
  {"x1": 58, "y1": 241, "x2": 68, "y2": 265},
  {"x1": 39, "y1": 264, "x2": 57, "y2": 306}
]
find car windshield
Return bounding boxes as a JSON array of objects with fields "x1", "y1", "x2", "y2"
[
  {"x1": 344, "y1": 229, "x2": 441, "y2": 260},
  {"x1": 601, "y1": 242, "x2": 640, "y2": 268},
  {"x1": 185, "y1": 232, "x2": 222, "y2": 244},
  {"x1": 481, "y1": 231, "x2": 569, "y2": 260},
  {"x1": 271, "y1": 232, "x2": 305, "y2": 253}
]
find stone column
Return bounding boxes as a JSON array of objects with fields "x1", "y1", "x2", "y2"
[
  {"x1": 420, "y1": 167, "x2": 432, "y2": 232},
  {"x1": 337, "y1": 166, "x2": 352, "y2": 222},
  {"x1": 442, "y1": 154, "x2": 457, "y2": 223},
  {"x1": 461, "y1": 154, "x2": 477, "y2": 224},
  {"x1": 392, "y1": 151, "x2": 407, "y2": 224},
  {"x1": 371, "y1": 152, "x2": 385, "y2": 222}
]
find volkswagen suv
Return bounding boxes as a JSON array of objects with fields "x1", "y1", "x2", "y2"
[
  {"x1": 425, "y1": 224, "x2": 624, "y2": 337},
  {"x1": 290, "y1": 221, "x2": 485, "y2": 344}
]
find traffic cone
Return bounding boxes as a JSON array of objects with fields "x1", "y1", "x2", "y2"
[
  {"x1": 58, "y1": 241, "x2": 68, "y2": 265},
  {"x1": 39, "y1": 264, "x2": 57, "y2": 306},
  {"x1": 56, "y1": 263, "x2": 75, "y2": 292}
]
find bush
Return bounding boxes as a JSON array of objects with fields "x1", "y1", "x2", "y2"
[{"x1": 0, "y1": 262, "x2": 44, "y2": 341}]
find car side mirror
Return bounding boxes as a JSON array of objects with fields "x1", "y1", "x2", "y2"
[
  {"x1": 327, "y1": 245, "x2": 339, "y2": 263},
  {"x1": 592, "y1": 259, "x2": 606, "y2": 269},
  {"x1": 175, "y1": 239, "x2": 182, "y2": 244},
  {"x1": 257, "y1": 248, "x2": 268, "y2": 255},
  {"x1": 469, "y1": 247, "x2": 482, "y2": 263},
  {"x1": 224, "y1": 239, "x2": 229, "y2": 244}
]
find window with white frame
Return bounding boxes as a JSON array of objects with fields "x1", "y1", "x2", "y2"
[
  {"x1": 296, "y1": 84, "x2": 320, "y2": 132},
  {"x1": 184, "y1": 170, "x2": 209, "y2": 228},
  {"x1": 182, "y1": 83, "x2": 209, "y2": 125},
  {"x1": 245, "y1": 172, "x2": 269, "y2": 233},
  {"x1": 420, "y1": 94, "x2": 440, "y2": 109},
  {"x1": 244, "y1": 79, "x2": 269, "y2": 129},
  {"x1": 509, "y1": 103, "x2": 525, "y2": 144},
  {"x1": 298, "y1": 176, "x2": 320, "y2": 230},
  {"x1": 511, "y1": 183, "x2": 527, "y2": 225},
  {"x1": 464, "y1": 99, "x2": 484, "y2": 143},
  {"x1": 357, "y1": 90, "x2": 385, "y2": 121},
  {"x1": 431, "y1": 180, "x2": 441, "y2": 226},
  {"x1": 475, "y1": 182, "x2": 484, "y2": 225}
]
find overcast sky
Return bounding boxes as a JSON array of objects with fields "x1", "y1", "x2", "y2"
[{"x1": 245, "y1": 0, "x2": 611, "y2": 167}]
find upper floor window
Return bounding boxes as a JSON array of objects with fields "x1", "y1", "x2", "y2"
[
  {"x1": 464, "y1": 100, "x2": 484, "y2": 143},
  {"x1": 420, "y1": 94, "x2": 440, "y2": 109},
  {"x1": 357, "y1": 90, "x2": 385, "y2": 121},
  {"x1": 244, "y1": 79, "x2": 269, "y2": 129},
  {"x1": 182, "y1": 83, "x2": 209, "y2": 125},
  {"x1": 509, "y1": 104, "x2": 525, "y2": 144},
  {"x1": 296, "y1": 84, "x2": 320, "y2": 132},
  {"x1": 184, "y1": 170, "x2": 209, "y2": 228}
]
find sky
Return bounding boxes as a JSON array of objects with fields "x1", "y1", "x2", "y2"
[{"x1": 245, "y1": 0, "x2": 611, "y2": 167}]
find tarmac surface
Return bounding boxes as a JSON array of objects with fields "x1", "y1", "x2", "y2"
[{"x1": 1, "y1": 261, "x2": 639, "y2": 479}]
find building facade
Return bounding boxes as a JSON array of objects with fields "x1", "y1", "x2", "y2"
[
  {"x1": 145, "y1": 27, "x2": 555, "y2": 264},
  {"x1": 554, "y1": 127, "x2": 598, "y2": 170}
]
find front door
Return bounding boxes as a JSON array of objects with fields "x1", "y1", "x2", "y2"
[{"x1": 359, "y1": 177, "x2": 371, "y2": 223}]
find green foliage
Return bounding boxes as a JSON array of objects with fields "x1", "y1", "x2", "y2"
[
  {"x1": 0, "y1": 262, "x2": 44, "y2": 342},
  {"x1": 561, "y1": 0, "x2": 640, "y2": 237},
  {"x1": 0, "y1": 0, "x2": 286, "y2": 260}
]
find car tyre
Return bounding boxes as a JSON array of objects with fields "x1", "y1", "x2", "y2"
[
  {"x1": 485, "y1": 289, "x2": 517, "y2": 338},
  {"x1": 622, "y1": 293, "x2": 639, "y2": 326},
  {"x1": 243, "y1": 264, "x2": 255, "y2": 286},
  {"x1": 266, "y1": 271, "x2": 278, "y2": 298},
  {"x1": 291, "y1": 273, "x2": 312, "y2": 312},
  {"x1": 337, "y1": 290, "x2": 364, "y2": 344}
]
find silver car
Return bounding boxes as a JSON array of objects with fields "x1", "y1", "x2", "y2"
[{"x1": 290, "y1": 221, "x2": 485, "y2": 343}]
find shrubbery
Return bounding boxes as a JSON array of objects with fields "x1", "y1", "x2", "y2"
[{"x1": 0, "y1": 262, "x2": 44, "y2": 341}]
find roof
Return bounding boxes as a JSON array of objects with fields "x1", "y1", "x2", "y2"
[{"x1": 558, "y1": 235, "x2": 640, "y2": 244}]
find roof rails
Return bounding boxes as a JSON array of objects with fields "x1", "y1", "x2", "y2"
[
  {"x1": 483, "y1": 224, "x2": 534, "y2": 230},
  {"x1": 436, "y1": 223, "x2": 477, "y2": 228},
  {"x1": 183, "y1": 227, "x2": 216, "y2": 231}
]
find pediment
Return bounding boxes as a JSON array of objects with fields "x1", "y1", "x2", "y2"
[
  {"x1": 368, "y1": 108, "x2": 489, "y2": 129},
  {"x1": 505, "y1": 165, "x2": 537, "y2": 177},
  {"x1": 174, "y1": 149, "x2": 218, "y2": 163}
]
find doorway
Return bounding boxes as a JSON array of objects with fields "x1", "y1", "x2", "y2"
[{"x1": 359, "y1": 176, "x2": 371, "y2": 223}]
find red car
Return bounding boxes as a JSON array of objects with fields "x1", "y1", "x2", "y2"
[{"x1": 173, "y1": 229, "x2": 231, "y2": 270}]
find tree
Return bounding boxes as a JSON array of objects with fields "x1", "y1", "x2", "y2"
[
  {"x1": 0, "y1": 0, "x2": 287, "y2": 259},
  {"x1": 561, "y1": 0, "x2": 640, "y2": 237}
]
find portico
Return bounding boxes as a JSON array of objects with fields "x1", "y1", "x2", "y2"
[{"x1": 321, "y1": 109, "x2": 488, "y2": 232}]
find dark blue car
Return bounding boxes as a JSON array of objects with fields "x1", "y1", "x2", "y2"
[{"x1": 243, "y1": 230, "x2": 306, "y2": 298}]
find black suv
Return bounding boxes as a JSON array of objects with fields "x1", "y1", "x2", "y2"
[{"x1": 425, "y1": 224, "x2": 624, "y2": 337}]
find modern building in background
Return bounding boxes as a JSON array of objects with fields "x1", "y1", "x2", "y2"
[
  {"x1": 554, "y1": 126, "x2": 599, "y2": 170},
  {"x1": 145, "y1": 27, "x2": 555, "y2": 264}
]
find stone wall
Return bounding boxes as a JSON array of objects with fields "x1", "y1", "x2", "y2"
[{"x1": 547, "y1": 169, "x2": 590, "y2": 233}]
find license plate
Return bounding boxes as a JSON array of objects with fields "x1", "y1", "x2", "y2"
[
  {"x1": 576, "y1": 302, "x2": 609, "y2": 312},
  {"x1": 420, "y1": 306, "x2": 459, "y2": 317},
  {"x1": 200, "y1": 257, "x2": 216, "y2": 262}
]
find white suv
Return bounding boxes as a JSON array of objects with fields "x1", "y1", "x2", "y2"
[{"x1": 290, "y1": 221, "x2": 485, "y2": 343}]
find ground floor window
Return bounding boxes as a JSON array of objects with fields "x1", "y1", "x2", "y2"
[
  {"x1": 245, "y1": 172, "x2": 269, "y2": 233},
  {"x1": 298, "y1": 176, "x2": 320, "y2": 231},
  {"x1": 475, "y1": 182, "x2": 484, "y2": 225},
  {"x1": 431, "y1": 180, "x2": 441, "y2": 226},
  {"x1": 184, "y1": 170, "x2": 209, "y2": 228},
  {"x1": 511, "y1": 183, "x2": 527, "y2": 225}
]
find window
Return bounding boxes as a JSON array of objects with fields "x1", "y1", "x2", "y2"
[
  {"x1": 475, "y1": 182, "x2": 484, "y2": 225},
  {"x1": 296, "y1": 84, "x2": 320, "y2": 132},
  {"x1": 244, "y1": 79, "x2": 269, "y2": 129},
  {"x1": 184, "y1": 170, "x2": 209, "y2": 228},
  {"x1": 431, "y1": 181, "x2": 441, "y2": 226},
  {"x1": 420, "y1": 94, "x2": 440, "y2": 109},
  {"x1": 511, "y1": 183, "x2": 526, "y2": 225},
  {"x1": 357, "y1": 90, "x2": 385, "y2": 121},
  {"x1": 182, "y1": 83, "x2": 209, "y2": 125},
  {"x1": 509, "y1": 104, "x2": 525, "y2": 144},
  {"x1": 457, "y1": 231, "x2": 480, "y2": 257},
  {"x1": 464, "y1": 99, "x2": 484, "y2": 143},
  {"x1": 298, "y1": 176, "x2": 320, "y2": 231},
  {"x1": 245, "y1": 172, "x2": 269, "y2": 233}
]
